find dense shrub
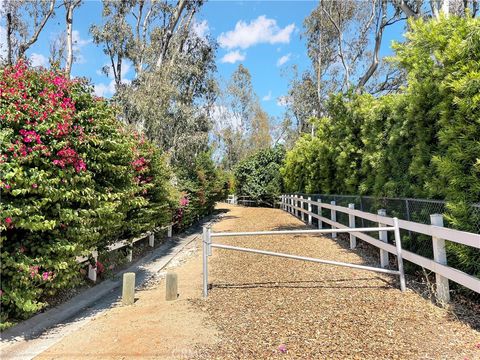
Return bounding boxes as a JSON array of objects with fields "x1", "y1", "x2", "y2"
[
  {"x1": 281, "y1": 16, "x2": 480, "y2": 278},
  {"x1": 234, "y1": 146, "x2": 285, "y2": 205},
  {"x1": 174, "y1": 152, "x2": 228, "y2": 229},
  {"x1": 0, "y1": 62, "x2": 174, "y2": 323}
]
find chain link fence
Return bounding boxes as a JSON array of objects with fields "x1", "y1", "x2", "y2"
[
  {"x1": 290, "y1": 193, "x2": 479, "y2": 274},
  {"x1": 294, "y1": 193, "x2": 479, "y2": 231}
]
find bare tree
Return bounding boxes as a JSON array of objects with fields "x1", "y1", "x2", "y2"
[
  {"x1": 49, "y1": 32, "x2": 67, "y2": 68},
  {"x1": 91, "y1": 0, "x2": 133, "y2": 85},
  {"x1": 155, "y1": 0, "x2": 187, "y2": 68},
  {"x1": 2, "y1": 0, "x2": 56, "y2": 65},
  {"x1": 64, "y1": 0, "x2": 82, "y2": 78}
]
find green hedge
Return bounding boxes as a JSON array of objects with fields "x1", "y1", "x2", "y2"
[
  {"x1": 234, "y1": 146, "x2": 285, "y2": 205},
  {"x1": 282, "y1": 16, "x2": 480, "y2": 279},
  {"x1": 0, "y1": 62, "x2": 221, "y2": 325}
]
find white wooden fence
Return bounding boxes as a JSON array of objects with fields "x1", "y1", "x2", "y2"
[
  {"x1": 226, "y1": 194, "x2": 237, "y2": 204},
  {"x1": 76, "y1": 224, "x2": 173, "y2": 282},
  {"x1": 202, "y1": 221, "x2": 407, "y2": 298},
  {"x1": 280, "y1": 194, "x2": 480, "y2": 302}
]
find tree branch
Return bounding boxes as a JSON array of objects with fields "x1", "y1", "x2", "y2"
[{"x1": 18, "y1": 0, "x2": 56, "y2": 59}]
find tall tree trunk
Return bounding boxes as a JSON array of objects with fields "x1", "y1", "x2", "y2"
[
  {"x1": 441, "y1": 0, "x2": 449, "y2": 16},
  {"x1": 156, "y1": 0, "x2": 187, "y2": 68},
  {"x1": 18, "y1": 0, "x2": 56, "y2": 59},
  {"x1": 65, "y1": 4, "x2": 74, "y2": 77},
  {"x1": 431, "y1": 0, "x2": 440, "y2": 19},
  {"x1": 316, "y1": 1, "x2": 323, "y2": 117},
  {"x1": 6, "y1": 12, "x2": 13, "y2": 66},
  {"x1": 64, "y1": 0, "x2": 80, "y2": 78},
  {"x1": 358, "y1": 0, "x2": 387, "y2": 88}
]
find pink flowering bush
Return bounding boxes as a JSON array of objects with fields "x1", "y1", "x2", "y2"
[{"x1": 0, "y1": 62, "x2": 173, "y2": 324}]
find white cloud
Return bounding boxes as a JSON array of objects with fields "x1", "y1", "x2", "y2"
[
  {"x1": 276, "y1": 95, "x2": 291, "y2": 107},
  {"x1": 94, "y1": 80, "x2": 116, "y2": 97},
  {"x1": 72, "y1": 30, "x2": 90, "y2": 48},
  {"x1": 94, "y1": 66, "x2": 132, "y2": 98},
  {"x1": 221, "y1": 50, "x2": 246, "y2": 64},
  {"x1": 192, "y1": 19, "x2": 209, "y2": 40},
  {"x1": 262, "y1": 91, "x2": 272, "y2": 101},
  {"x1": 72, "y1": 30, "x2": 90, "y2": 64},
  {"x1": 277, "y1": 53, "x2": 291, "y2": 67},
  {"x1": 30, "y1": 53, "x2": 48, "y2": 67},
  {"x1": 218, "y1": 15, "x2": 295, "y2": 50}
]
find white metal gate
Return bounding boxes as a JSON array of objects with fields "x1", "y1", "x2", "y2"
[{"x1": 202, "y1": 218, "x2": 406, "y2": 297}]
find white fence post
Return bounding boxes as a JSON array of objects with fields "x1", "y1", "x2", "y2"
[
  {"x1": 167, "y1": 225, "x2": 173, "y2": 238},
  {"x1": 202, "y1": 226, "x2": 209, "y2": 297},
  {"x1": 88, "y1": 250, "x2": 98, "y2": 282},
  {"x1": 378, "y1": 209, "x2": 389, "y2": 268},
  {"x1": 330, "y1": 201, "x2": 337, "y2": 239},
  {"x1": 127, "y1": 245, "x2": 133, "y2": 262},
  {"x1": 430, "y1": 214, "x2": 450, "y2": 303},
  {"x1": 149, "y1": 233, "x2": 155, "y2": 247},
  {"x1": 294, "y1": 195, "x2": 298, "y2": 217},
  {"x1": 318, "y1": 199, "x2": 323, "y2": 229},
  {"x1": 308, "y1": 197, "x2": 312, "y2": 225},
  {"x1": 393, "y1": 217, "x2": 406, "y2": 292},
  {"x1": 300, "y1": 196, "x2": 305, "y2": 222},
  {"x1": 207, "y1": 227, "x2": 212, "y2": 256},
  {"x1": 348, "y1": 204, "x2": 356, "y2": 249}
]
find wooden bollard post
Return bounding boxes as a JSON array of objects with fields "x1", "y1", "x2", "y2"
[
  {"x1": 88, "y1": 250, "x2": 98, "y2": 282},
  {"x1": 122, "y1": 272, "x2": 136, "y2": 305},
  {"x1": 166, "y1": 272, "x2": 178, "y2": 301},
  {"x1": 149, "y1": 233, "x2": 154, "y2": 247}
]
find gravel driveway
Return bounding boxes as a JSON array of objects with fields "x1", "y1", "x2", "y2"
[{"x1": 193, "y1": 204, "x2": 480, "y2": 359}]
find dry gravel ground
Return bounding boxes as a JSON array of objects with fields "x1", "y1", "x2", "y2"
[
  {"x1": 192, "y1": 204, "x2": 480, "y2": 360},
  {"x1": 34, "y1": 204, "x2": 479, "y2": 360}
]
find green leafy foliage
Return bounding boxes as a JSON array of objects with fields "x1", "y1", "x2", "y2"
[
  {"x1": 282, "y1": 16, "x2": 480, "y2": 279},
  {"x1": 234, "y1": 146, "x2": 285, "y2": 205},
  {"x1": 0, "y1": 62, "x2": 176, "y2": 321},
  {"x1": 174, "y1": 152, "x2": 228, "y2": 229}
]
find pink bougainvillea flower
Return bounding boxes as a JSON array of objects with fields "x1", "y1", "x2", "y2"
[
  {"x1": 5, "y1": 217, "x2": 12, "y2": 224},
  {"x1": 42, "y1": 272, "x2": 49, "y2": 281},
  {"x1": 278, "y1": 344, "x2": 287, "y2": 354},
  {"x1": 32, "y1": 183, "x2": 38, "y2": 189},
  {"x1": 4, "y1": 184, "x2": 10, "y2": 189},
  {"x1": 179, "y1": 196, "x2": 189, "y2": 207},
  {"x1": 29, "y1": 265, "x2": 39, "y2": 278}
]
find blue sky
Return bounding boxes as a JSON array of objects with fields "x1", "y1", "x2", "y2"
[{"x1": 6, "y1": 0, "x2": 407, "y2": 120}]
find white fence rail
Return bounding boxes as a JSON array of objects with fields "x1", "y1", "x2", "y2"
[
  {"x1": 76, "y1": 224, "x2": 173, "y2": 282},
  {"x1": 202, "y1": 219, "x2": 407, "y2": 298},
  {"x1": 280, "y1": 194, "x2": 480, "y2": 302}
]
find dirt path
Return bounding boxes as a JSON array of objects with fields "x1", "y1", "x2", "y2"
[
  {"x1": 36, "y1": 204, "x2": 479, "y2": 359},
  {"x1": 35, "y1": 242, "x2": 217, "y2": 360}
]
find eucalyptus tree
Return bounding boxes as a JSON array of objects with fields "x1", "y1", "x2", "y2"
[
  {"x1": 63, "y1": 0, "x2": 82, "y2": 77},
  {"x1": 1, "y1": 0, "x2": 56, "y2": 65},
  {"x1": 90, "y1": 0, "x2": 211, "y2": 167},
  {"x1": 214, "y1": 64, "x2": 272, "y2": 169}
]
